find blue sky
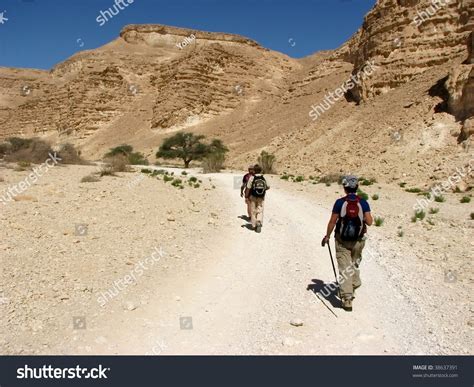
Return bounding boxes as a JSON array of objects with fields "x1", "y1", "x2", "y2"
[{"x1": 0, "y1": 0, "x2": 376, "y2": 70}]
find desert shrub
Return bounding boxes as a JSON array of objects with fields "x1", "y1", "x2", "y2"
[
  {"x1": 3, "y1": 137, "x2": 53, "y2": 164},
  {"x1": 171, "y1": 178, "x2": 183, "y2": 187},
  {"x1": 405, "y1": 188, "x2": 422, "y2": 193},
  {"x1": 181, "y1": 171, "x2": 188, "y2": 176},
  {"x1": 411, "y1": 209, "x2": 426, "y2": 222},
  {"x1": 319, "y1": 174, "x2": 342, "y2": 185},
  {"x1": 470, "y1": 212, "x2": 474, "y2": 220},
  {"x1": 294, "y1": 175, "x2": 304, "y2": 182},
  {"x1": 434, "y1": 195, "x2": 445, "y2": 203},
  {"x1": 105, "y1": 144, "x2": 147, "y2": 165},
  {"x1": 357, "y1": 189, "x2": 369, "y2": 200},
  {"x1": 460, "y1": 196, "x2": 471, "y2": 203},
  {"x1": 372, "y1": 194, "x2": 379, "y2": 200},
  {"x1": 128, "y1": 152, "x2": 148, "y2": 165},
  {"x1": 58, "y1": 143, "x2": 84, "y2": 164},
  {"x1": 429, "y1": 207, "x2": 439, "y2": 214},
  {"x1": 188, "y1": 176, "x2": 198, "y2": 183},
  {"x1": 156, "y1": 169, "x2": 166, "y2": 175},
  {"x1": 360, "y1": 178, "x2": 376, "y2": 186},
  {"x1": 202, "y1": 152, "x2": 226, "y2": 173},
  {"x1": 141, "y1": 169, "x2": 152, "y2": 174},
  {"x1": 326, "y1": 182, "x2": 331, "y2": 187},
  {"x1": 0, "y1": 142, "x2": 11, "y2": 157},
  {"x1": 99, "y1": 165, "x2": 115, "y2": 176},
  {"x1": 399, "y1": 182, "x2": 407, "y2": 188},
  {"x1": 194, "y1": 183, "x2": 200, "y2": 188},
  {"x1": 81, "y1": 174, "x2": 100, "y2": 183},
  {"x1": 397, "y1": 230, "x2": 404, "y2": 237},
  {"x1": 101, "y1": 154, "x2": 128, "y2": 175},
  {"x1": 17, "y1": 161, "x2": 31, "y2": 168},
  {"x1": 105, "y1": 144, "x2": 133, "y2": 157},
  {"x1": 7, "y1": 137, "x2": 33, "y2": 152},
  {"x1": 258, "y1": 150, "x2": 276, "y2": 174},
  {"x1": 163, "y1": 174, "x2": 173, "y2": 183},
  {"x1": 374, "y1": 216, "x2": 384, "y2": 227},
  {"x1": 281, "y1": 174, "x2": 289, "y2": 180}
]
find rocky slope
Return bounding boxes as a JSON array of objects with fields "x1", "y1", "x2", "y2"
[{"x1": 0, "y1": 1, "x2": 472, "y2": 186}]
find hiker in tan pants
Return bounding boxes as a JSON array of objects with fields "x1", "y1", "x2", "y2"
[
  {"x1": 240, "y1": 165, "x2": 255, "y2": 219},
  {"x1": 245, "y1": 164, "x2": 270, "y2": 233},
  {"x1": 249, "y1": 196, "x2": 265, "y2": 228},
  {"x1": 335, "y1": 236, "x2": 365, "y2": 296},
  {"x1": 322, "y1": 175, "x2": 373, "y2": 311}
]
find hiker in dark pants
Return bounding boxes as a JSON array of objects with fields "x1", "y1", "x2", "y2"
[
  {"x1": 322, "y1": 175, "x2": 373, "y2": 311},
  {"x1": 240, "y1": 165, "x2": 255, "y2": 219},
  {"x1": 245, "y1": 164, "x2": 270, "y2": 233}
]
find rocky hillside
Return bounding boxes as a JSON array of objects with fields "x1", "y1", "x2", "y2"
[{"x1": 0, "y1": 1, "x2": 472, "y2": 186}]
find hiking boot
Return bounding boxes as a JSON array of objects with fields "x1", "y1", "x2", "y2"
[
  {"x1": 353, "y1": 284, "x2": 361, "y2": 298},
  {"x1": 255, "y1": 221, "x2": 262, "y2": 233},
  {"x1": 342, "y1": 297, "x2": 353, "y2": 312}
]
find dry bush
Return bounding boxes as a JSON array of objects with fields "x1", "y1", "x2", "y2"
[
  {"x1": 258, "y1": 151, "x2": 276, "y2": 174},
  {"x1": 3, "y1": 137, "x2": 53, "y2": 164},
  {"x1": 319, "y1": 174, "x2": 343, "y2": 185},
  {"x1": 101, "y1": 154, "x2": 129, "y2": 176},
  {"x1": 202, "y1": 152, "x2": 226, "y2": 173},
  {"x1": 81, "y1": 174, "x2": 100, "y2": 183},
  {"x1": 58, "y1": 143, "x2": 85, "y2": 165}
]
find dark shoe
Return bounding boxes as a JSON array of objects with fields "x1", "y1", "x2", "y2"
[
  {"x1": 255, "y1": 221, "x2": 262, "y2": 233},
  {"x1": 342, "y1": 297, "x2": 353, "y2": 312},
  {"x1": 352, "y1": 284, "x2": 361, "y2": 298}
]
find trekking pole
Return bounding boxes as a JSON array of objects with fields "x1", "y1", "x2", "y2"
[{"x1": 327, "y1": 243, "x2": 342, "y2": 301}]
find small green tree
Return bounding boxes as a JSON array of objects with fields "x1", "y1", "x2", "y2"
[{"x1": 156, "y1": 132, "x2": 208, "y2": 168}]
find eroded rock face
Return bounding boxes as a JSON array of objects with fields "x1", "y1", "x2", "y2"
[
  {"x1": 446, "y1": 64, "x2": 474, "y2": 121},
  {"x1": 0, "y1": 2, "x2": 472, "y2": 183},
  {"x1": 120, "y1": 24, "x2": 260, "y2": 47},
  {"x1": 346, "y1": 0, "x2": 473, "y2": 102}
]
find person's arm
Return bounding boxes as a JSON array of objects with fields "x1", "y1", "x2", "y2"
[
  {"x1": 322, "y1": 213, "x2": 339, "y2": 246},
  {"x1": 240, "y1": 183, "x2": 245, "y2": 197},
  {"x1": 364, "y1": 212, "x2": 373, "y2": 226},
  {"x1": 245, "y1": 176, "x2": 252, "y2": 198}
]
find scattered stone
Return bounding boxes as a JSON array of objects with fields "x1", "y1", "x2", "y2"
[
  {"x1": 123, "y1": 301, "x2": 138, "y2": 311},
  {"x1": 290, "y1": 319, "x2": 304, "y2": 327}
]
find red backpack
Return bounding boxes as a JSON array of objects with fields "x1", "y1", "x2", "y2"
[{"x1": 339, "y1": 195, "x2": 364, "y2": 241}]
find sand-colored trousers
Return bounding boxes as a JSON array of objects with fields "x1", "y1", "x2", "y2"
[
  {"x1": 335, "y1": 236, "x2": 366, "y2": 298},
  {"x1": 245, "y1": 197, "x2": 252, "y2": 218},
  {"x1": 249, "y1": 196, "x2": 265, "y2": 228}
]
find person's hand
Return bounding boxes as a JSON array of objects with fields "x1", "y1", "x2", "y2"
[
  {"x1": 321, "y1": 235, "x2": 330, "y2": 247},
  {"x1": 240, "y1": 192, "x2": 243, "y2": 198}
]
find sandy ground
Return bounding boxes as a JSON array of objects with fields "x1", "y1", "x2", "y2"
[{"x1": 0, "y1": 163, "x2": 472, "y2": 355}]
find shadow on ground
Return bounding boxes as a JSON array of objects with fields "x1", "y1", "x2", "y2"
[{"x1": 307, "y1": 279, "x2": 342, "y2": 309}]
